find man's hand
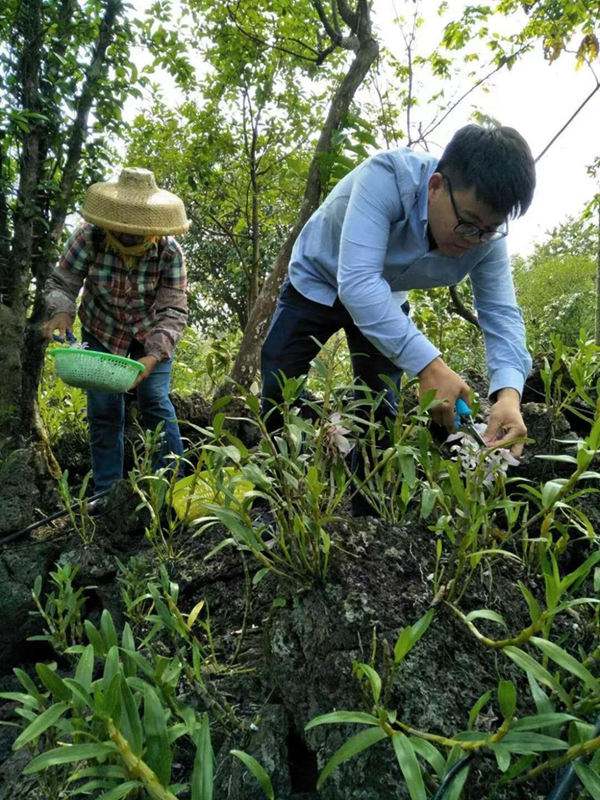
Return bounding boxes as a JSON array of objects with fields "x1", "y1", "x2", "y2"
[
  {"x1": 41, "y1": 313, "x2": 74, "y2": 342},
  {"x1": 483, "y1": 388, "x2": 527, "y2": 457},
  {"x1": 418, "y1": 357, "x2": 471, "y2": 431},
  {"x1": 131, "y1": 355, "x2": 158, "y2": 389}
]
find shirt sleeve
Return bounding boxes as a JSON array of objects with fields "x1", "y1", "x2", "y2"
[
  {"x1": 43, "y1": 225, "x2": 91, "y2": 319},
  {"x1": 469, "y1": 238, "x2": 532, "y2": 397},
  {"x1": 144, "y1": 239, "x2": 189, "y2": 362},
  {"x1": 336, "y1": 155, "x2": 440, "y2": 376}
]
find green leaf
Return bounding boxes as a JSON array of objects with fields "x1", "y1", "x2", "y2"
[
  {"x1": 574, "y1": 761, "x2": 600, "y2": 798},
  {"x1": 465, "y1": 609, "x2": 508, "y2": 629},
  {"x1": 500, "y1": 731, "x2": 568, "y2": 754},
  {"x1": 503, "y1": 647, "x2": 570, "y2": 707},
  {"x1": 35, "y1": 663, "x2": 70, "y2": 702},
  {"x1": 392, "y1": 733, "x2": 426, "y2": 800},
  {"x1": 511, "y1": 713, "x2": 576, "y2": 731},
  {"x1": 316, "y1": 727, "x2": 387, "y2": 788},
  {"x1": 408, "y1": 737, "x2": 445, "y2": 778},
  {"x1": 517, "y1": 582, "x2": 542, "y2": 625},
  {"x1": 192, "y1": 714, "x2": 214, "y2": 800},
  {"x1": 559, "y1": 550, "x2": 600, "y2": 594},
  {"x1": 100, "y1": 610, "x2": 118, "y2": 650},
  {"x1": 394, "y1": 609, "x2": 435, "y2": 663},
  {"x1": 355, "y1": 663, "x2": 381, "y2": 704},
  {"x1": 103, "y1": 647, "x2": 121, "y2": 693},
  {"x1": 120, "y1": 677, "x2": 143, "y2": 757},
  {"x1": 541, "y1": 479, "x2": 567, "y2": 508},
  {"x1": 498, "y1": 680, "x2": 516, "y2": 721},
  {"x1": 13, "y1": 668, "x2": 44, "y2": 703},
  {"x1": 530, "y1": 637, "x2": 598, "y2": 694},
  {"x1": 305, "y1": 711, "x2": 379, "y2": 730},
  {"x1": 230, "y1": 750, "x2": 274, "y2": 800},
  {"x1": 440, "y1": 754, "x2": 470, "y2": 800},
  {"x1": 85, "y1": 620, "x2": 106, "y2": 657},
  {"x1": 74, "y1": 645, "x2": 95, "y2": 693},
  {"x1": 96, "y1": 781, "x2": 143, "y2": 800},
  {"x1": 23, "y1": 742, "x2": 117, "y2": 773},
  {"x1": 467, "y1": 690, "x2": 492, "y2": 730},
  {"x1": 12, "y1": 702, "x2": 70, "y2": 749},
  {"x1": 490, "y1": 742, "x2": 511, "y2": 772},
  {"x1": 143, "y1": 687, "x2": 171, "y2": 786}
]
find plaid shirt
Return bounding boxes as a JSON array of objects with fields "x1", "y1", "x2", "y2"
[{"x1": 44, "y1": 223, "x2": 188, "y2": 361}]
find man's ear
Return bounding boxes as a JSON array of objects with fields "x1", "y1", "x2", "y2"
[{"x1": 428, "y1": 172, "x2": 444, "y2": 193}]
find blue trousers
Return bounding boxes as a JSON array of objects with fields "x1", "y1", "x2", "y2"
[
  {"x1": 83, "y1": 330, "x2": 183, "y2": 492},
  {"x1": 261, "y1": 282, "x2": 405, "y2": 513}
]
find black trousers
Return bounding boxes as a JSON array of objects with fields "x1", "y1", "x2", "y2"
[{"x1": 260, "y1": 281, "x2": 407, "y2": 514}]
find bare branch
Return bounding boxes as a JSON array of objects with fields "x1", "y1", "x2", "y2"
[
  {"x1": 535, "y1": 79, "x2": 600, "y2": 163},
  {"x1": 420, "y1": 45, "x2": 530, "y2": 142}
]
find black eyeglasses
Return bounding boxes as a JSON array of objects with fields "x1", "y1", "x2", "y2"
[{"x1": 441, "y1": 174, "x2": 508, "y2": 243}]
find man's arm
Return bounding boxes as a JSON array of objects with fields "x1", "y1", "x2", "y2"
[{"x1": 469, "y1": 239, "x2": 531, "y2": 456}]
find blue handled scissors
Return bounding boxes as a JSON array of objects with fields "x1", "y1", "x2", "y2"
[
  {"x1": 454, "y1": 398, "x2": 488, "y2": 448},
  {"x1": 52, "y1": 330, "x2": 77, "y2": 344}
]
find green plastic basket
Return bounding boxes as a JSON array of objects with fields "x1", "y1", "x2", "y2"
[{"x1": 50, "y1": 348, "x2": 145, "y2": 393}]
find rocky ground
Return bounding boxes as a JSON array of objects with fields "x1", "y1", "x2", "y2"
[{"x1": 0, "y1": 400, "x2": 597, "y2": 800}]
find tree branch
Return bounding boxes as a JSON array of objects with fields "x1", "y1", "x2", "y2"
[{"x1": 448, "y1": 285, "x2": 480, "y2": 328}]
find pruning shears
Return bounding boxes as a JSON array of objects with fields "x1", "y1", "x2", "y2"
[
  {"x1": 454, "y1": 398, "x2": 488, "y2": 448},
  {"x1": 53, "y1": 330, "x2": 77, "y2": 344}
]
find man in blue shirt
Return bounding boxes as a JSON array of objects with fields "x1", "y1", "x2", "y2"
[{"x1": 261, "y1": 124, "x2": 535, "y2": 513}]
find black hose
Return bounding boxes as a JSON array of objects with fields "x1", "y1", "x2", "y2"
[
  {"x1": 432, "y1": 752, "x2": 474, "y2": 800},
  {"x1": 0, "y1": 489, "x2": 110, "y2": 546}
]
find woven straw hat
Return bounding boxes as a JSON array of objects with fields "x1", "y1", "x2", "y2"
[{"x1": 81, "y1": 167, "x2": 189, "y2": 235}]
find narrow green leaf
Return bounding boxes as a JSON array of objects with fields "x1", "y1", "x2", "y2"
[
  {"x1": 103, "y1": 646, "x2": 121, "y2": 694},
  {"x1": 74, "y1": 645, "x2": 95, "y2": 694},
  {"x1": 100, "y1": 610, "x2": 118, "y2": 650},
  {"x1": 541, "y1": 479, "x2": 567, "y2": 508},
  {"x1": 531, "y1": 637, "x2": 598, "y2": 694},
  {"x1": 23, "y1": 742, "x2": 117, "y2": 773},
  {"x1": 511, "y1": 713, "x2": 576, "y2": 731},
  {"x1": 192, "y1": 714, "x2": 214, "y2": 800},
  {"x1": 517, "y1": 582, "x2": 542, "y2": 624},
  {"x1": 96, "y1": 781, "x2": 142, "y2": 800},
  {"x1": 467, "y1": 690, "x2": 492, "y2": 730},
  {"x1": 0, "y1": 692, "x2": 39, "y2": 706},
  {"x1": 465, "y1": 609, "x2": 508, "y2": 629},
  {"x1": 230, "y1": 750, "x2": 274, "y2": 800},
  {"x1": 490, "y1": 742, "x2": 511, "y2": 772},
  {"x1": 143, "y1": 687, "x2": 171, "y2": 786},
  {"x1": 392, "y1": 733, "x2": 426, "y2": 800},
  {"x1": 408, "y1": 737, "x2": 445, "y2": 778},
  {"x1": 316, "y1": 727, "x2": 387, "y2": 788},
  {"x1": 305, "y1": 711, "x2": 379, "y2": 730},
  {"x1": 13, "y1": 668, "x2": 44, "y2": 703},
  {"x1": 120, "y1": 677, "x2": 143, "y2": 757},
  {"x1": 85, "y1": 620, "x2": 106, "y2": 657},
  {"x1": 503, "y1": 647, "x2": 570, "y2": 706},
  {"x1": 500, "y1": 731, "x2": 568, "y2": 754},
  {"x1": 35, "y1": 663, "x2": 70, "y2": 701},
  {"x1": 574, "y1": 761, "x2": 600, "y2": 798},
  {"x1": 355, "y1": 663, "x2": 381, "y2": 704},
  {"x1": 12, "y1": 702, "x2": 69, "y2": 749}
]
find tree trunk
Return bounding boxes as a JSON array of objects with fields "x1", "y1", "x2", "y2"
[
  {"x1": 225, "y1": 24, "x2": 379, "y2": 390},
  {"x1": 14, "y1": 0, "x2": 123, "y2": 443}
]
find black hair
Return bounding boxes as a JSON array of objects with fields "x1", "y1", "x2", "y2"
[{"x1": 437, "y1": 124, "x2": 536, "y2": 219}]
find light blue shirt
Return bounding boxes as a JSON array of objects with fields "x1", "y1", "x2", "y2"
[{"x1": 288, "y1": 147, "x2": 531, "y2": 397}]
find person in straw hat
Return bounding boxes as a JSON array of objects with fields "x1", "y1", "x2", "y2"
[{"x1": 42, "y1": 167, "x2": 189, "y2": 494}]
